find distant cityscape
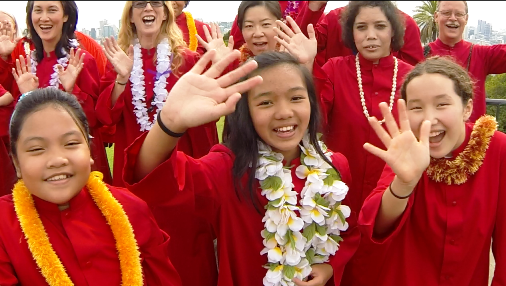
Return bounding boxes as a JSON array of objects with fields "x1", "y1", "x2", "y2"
[{"x1": 464, "y1": 19, "x2": 506, "y2": 45}]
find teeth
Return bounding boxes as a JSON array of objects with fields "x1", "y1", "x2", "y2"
[
  {"x1": 40, "y1": 25, "x2": 52, "y2": 29},
  {"x1": 429, "y1": 131, "x2": 444, "y2": 137},
  {"x1": 276, "y1": 126, "x2": 294, "y2": 132},
  {"x1": 143, "y1": 16, "x2": 155, "y2": 20},
  {"x1": 47, "y1": 174, "x2": 69, "y2": 181}
]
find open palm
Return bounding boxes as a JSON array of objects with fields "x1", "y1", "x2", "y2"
[
  {"x1": 197, "y1": 22, "x2": 234, "y2": 65},
  {"x1": 363, "y1": 100, "x2": 431, "y2": 186},
  {"x1": 274, "y1": 16, "x2": 317, "y2": 65},
  {"x1": 103, "y1": 36, "x2": 134, "y2": 79},
  {"x1": 58, "y1": 48, "x2": 85, "y2": 92},
  {"x1": 12, "y1": 55, "x2": 39, "y2": 94},
  {"x1": 0, "y1": 21, "x2": 19, "y2": 58},
  {"x1": 160, "y1": 49, "x2": 262, "y2": 132}
]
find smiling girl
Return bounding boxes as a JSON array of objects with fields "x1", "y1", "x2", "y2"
[
  {"x1": 123, "y1": 50, "x2": 359, "y2": 286},
  {"x1": 0, "y1": 88, "x2": 181, "y2": 286},
  {"x1": 360, "y1": 56, "x2": 506, "y2": 285}
]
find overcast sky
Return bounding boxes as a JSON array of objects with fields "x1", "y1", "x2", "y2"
[{"x1": 5, "y1": 1, "x2": 506, "y2": 34}]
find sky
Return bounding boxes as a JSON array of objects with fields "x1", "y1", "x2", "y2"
[{"x1": 5, "y1": 1, "x2": 506, "y2": 34}]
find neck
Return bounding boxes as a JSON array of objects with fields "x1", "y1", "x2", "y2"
[
  {"x1": 439, "y1": 35, "x2": 463, "y2": 47},
  {"x1": 280, "y1": 148, "x2": 301, "y2": 166},
  {"x1": 42, "y1": 38, "x2": 59, "y2": 56},
  {"x1": 58, "y1": 203, "x2": 70, "y2": 211},
  {"x1": 138, "y1": 33, "x2": 158, "y2": 49}
]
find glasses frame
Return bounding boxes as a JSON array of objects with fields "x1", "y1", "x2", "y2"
[
  {"x1": 437, "y1": 10, "x2": 467, "y2": 19},
  {"x1": 132, "y1": 1, "x2": 165, "y2": 9}
]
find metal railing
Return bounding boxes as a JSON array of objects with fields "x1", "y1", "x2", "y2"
[{"x1": 486, "y1": 98, "x2": 506, "y2": 119}]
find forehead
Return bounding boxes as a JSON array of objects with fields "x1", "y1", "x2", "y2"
[
  {"x1": 0, "y1": 13, "x2": 13, "y2": 23},
  {"x1": 438, "y1": 1, "x2": 466, "y2": 11},
  {"x1": 406, "y1": 73, "x2": 459, "y2": 101},
  {"x1": 19, "y1": 106, "x2": 84, "y2": 140},
  {"x1": 355, "y1": 6, "x2": 388, "y2": 23},
  {"x1": 244, "y1": 5, "x2": 277, "y2": 22},
  {"x1": 33, "y1": 1, "x2": 63, "y2": 8},
  {"x1": 250, "y1": 64, "x2": 306, "y2": 95}
]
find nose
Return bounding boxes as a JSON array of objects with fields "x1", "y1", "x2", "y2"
[
  {"x1": 46, "y1": 154, "x2": 69, "y2": 169},
  {"x1": 274, "y1": 100, "x2": 294, "y2": 120},
  {"x1": 424, "y1": 109, "x2": 439, "y2": 125},
  {"x1": 40, "y1": 11, "x2": 50, "y2": 21},
  {"x1": 448, "y1": 11, "x2": 458, "y2": 20},
  {"x1": 253, "y1": 25, "x2": 264, "y2": 37},
  {"x1": 144, "y1": 2, "x2": 154, "y2": 11},
  {"x1": 366, "y1": 27, "x2": 377, "y2": 40}
]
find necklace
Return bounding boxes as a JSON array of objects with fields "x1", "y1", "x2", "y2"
[
  {"x1": 355, "y1": 54, "x2": 398, "y2": 124},
  {"x1": 130, "y1": 38, "x2": 173, "y2": 132},
  {"x1": 183, "y1": 11, "x2": 198, "y2": 52},
  {"x1": 12, "y1": 171, "x2": 143, "y2": 286},
  {"x1": 257, "y1": 133, "x2": 350, "y2": 285},
  {"x1": 29, "y1": 39, "x2": 79, "y2": 88}
]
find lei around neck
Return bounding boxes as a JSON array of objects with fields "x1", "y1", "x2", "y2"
[{"x1": 256, "y1": 134, "x2": 350, "y2": 286}]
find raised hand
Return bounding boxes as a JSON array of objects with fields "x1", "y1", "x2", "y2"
[
  {"x1": 57, "y1": 48, "x2": 85, "y2": 93},
  {"x1": 159, "y1": 49, "x2": 262, "y2": 133},
  {"x1": 12, "y1": 55, "x2": 39, "y2": 94},
  {"x1": 274, "y1": 16, "x2": 317, "y2": 66},
  {"x1": 0, "y1": 21, "x2": 20, "y2": 59},
  {"x1": 197, "y1": 22, "x2": 234, "y2": 64},
  {"x1": 103, "y1": 36, "x2": 134, "y2": 80},
  {"x1": 363, "y1": 100, "x2": 431, "y2": 187}
]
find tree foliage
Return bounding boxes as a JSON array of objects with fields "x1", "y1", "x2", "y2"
[
  {"x1": 485, "y1": 74, "x2": 506, "y2": 132},
  {"x1": 224, "y1": 30, "x2": 231, "y2": 46},
  {"x1": 413, "y1": 1, "x2": 439, "y2": 45}
]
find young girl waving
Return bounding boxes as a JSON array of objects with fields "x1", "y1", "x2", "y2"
[
  {"x1": 123, "y1": 50, "x2": 359, "y2": 286},
  {"x1": 360, "y1": 56, "x2": 506, "y2": 285},
  {"x1": 0, "y1": 88, "x2": 181, "y2": 286}
]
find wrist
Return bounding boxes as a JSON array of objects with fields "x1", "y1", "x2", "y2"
[
  {"x1": 159, "y1": 110, "x2": 187, "y2": 134},
  {"x1": 390, "y1": 176, "x2": 417, "y2": 198},
  {"x1": 116, "y1": 74, "x2": 129, "y2": 83}
]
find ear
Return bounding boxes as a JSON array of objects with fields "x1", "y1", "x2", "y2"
[
  {"x1": 63, "y1": 14, "x2": 68, "y2": 23},
  {"x1": 463, "y1": 99, "x2": 473, "y2": 121},
  {"x1": 90, "y1": 158, "x2": 95, "y2": 166},
  {"x1": 12, "y1": 158, "x2": 22, "y2": 178}
]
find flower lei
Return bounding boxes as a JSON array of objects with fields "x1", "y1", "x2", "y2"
[
  {"x1": 239, "y1": 42, "x2": 282, "y2": 64},
  {"x1": 130, "y1": 38, "x2": 173, "y2": 132},
  {"x1": 282, "y1": 1, "x2": 303, "y2": 22},
  {"x1": 12, "y1": 171, "x2": 143, "y2": 286},
  {"x1": 29, "y1": 39, "x2": 79, "y2": 88},
  {"x1": 257, "y1": 134, "x2": 350, "y2": 286},
  {"x1": 183, "y1": 11, "x2": 198, "y2": 52},
  {"x1": 426, "y1": 115, "x2": 497, "y2": 185}
]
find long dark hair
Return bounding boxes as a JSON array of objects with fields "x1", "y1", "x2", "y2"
[
  {"x1": 223, "y1": 51, "x2": 338, "y2": 211},
  {"x1": 26, "y1": 1, "x2": 78, "y2": 62},
  {"x1": 237, "y1": 1, "x2": 282, "y2": 30}
]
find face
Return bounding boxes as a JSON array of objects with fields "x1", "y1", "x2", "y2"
[
  {"x1": 406, "y1": 73, "x2": 473, "y2": 158},
  {"x1": 131, "y1": 1, "x2": 168, "y2": 37},
  {"x1": 14, "y1": 106, "x2": 93, "y2": 206},
  {"x1": 242, "y1": 6, "x2": 278, "y2": 56},
  {"x1": 171, "y1": 1, "x2": 186, "y2": 17},
  {"x1": 0, "y1": 13, "x2": 16, "y2": 35},
  {"x1": 248, "y1": 64, "x2": 311, "y2": 161},
  {"x1": 31, "y1": 1, "x2": 68, "y2": 45},
  {"x1": 435, "y1": 1, "x2": 468, "y2": 43},
  {"x1": 353, "y1": 6, "x2": 393, "y2": 63}
]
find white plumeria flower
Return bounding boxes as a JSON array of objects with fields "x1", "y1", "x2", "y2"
[
  {"x1": 324, "y1": 180, "x2": 349, "y2": 204},
  {"x1": 267, "y1": 247, "x2": 284, "y2": 263},
  {"x1": 275, "y1": 232, "x2": 288, "y2": 246},
  {"x1": 293, "y1": 259, "x2": 312, "y2": 281},
  {"x1": 284, "y1": 245, "x2": 303, "y2": 266},
  {"x1": 263, "y1": 264, "x2": 283, "y2": 285},
  {"x1": 291, "y1": 230, "x2": 307, "y2": 252},
  {"x1": 263, "y1": 217, "x2": 278, "y2": 233},
  {"x1": 316, "y1": 235, "x2": 340, "y2": 256}
]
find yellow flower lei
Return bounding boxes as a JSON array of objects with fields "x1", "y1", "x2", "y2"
[
  {"x1": 184, "y1": 11, "x2": 198, "y2": 52},
  {"x1": 12, "y1": 171, "x2": 143, "y2": 286}
]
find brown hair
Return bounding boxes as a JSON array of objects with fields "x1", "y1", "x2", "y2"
[
  {"x1": 237, "y1": 1, "x2": 281, "y2": 30},
  {"x1": 341, "y1": 1, "x2": 405, "y2": 53},
  {"x1": 437, "y1": 1, "x2": 468, "y2": 14},
  {"x1": 118, "y1": 1, "x2": 186, "y2": 75},
  {"x1": 400, "y1": 56, "x2": 474, "y2": 104}
]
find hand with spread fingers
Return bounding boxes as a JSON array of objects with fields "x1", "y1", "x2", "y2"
[
  {"x1": 0, "y1": 21, "x2": 20, "y2": 59},
  {"x1": 293, "y1": 263, "x2": 334, "y2": 286},
  {"x1": 103, "y1": 36, "x2": 134, "y2": 82},
  {"x1": 197, "y1": 22, "x2": 234, "y2": 65},
  {"x1": 57, "y1": 48, "x2": 85, "y2": 93},
  {"x1": 11, "y1": 55, "x2": 39, "y2": 94},
  {"x1": 363, "y1": 99, "x2": 431, "y2": 188},
  {"x1": 274, "y1": 16, "x2": 317, "y2": 68},
  {"x1": 158, "y1": 49, "x2": 262, "y2": 133}
]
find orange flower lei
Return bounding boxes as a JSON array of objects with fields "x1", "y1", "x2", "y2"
[
  {"x1": 426, "y1": 115, "x2": 497, "y2": 185},
  {"x1": 184, "y1": 11, "x2": 198, "y2": 52},
  {"x1": 239, "y1": 43, "x2": 282, "y2": 63},
  {"x1": 12, "y1": 171, "x2": 143, "y2": 286}
]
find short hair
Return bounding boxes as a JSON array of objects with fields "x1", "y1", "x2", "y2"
[
  {"x1": 341, "y1": 1, "x2": 405, "y2": 53},
  {"x1": 237, "y1": 1, "x2": 282, "y2": 30},
  {"x1": 400, "y1": 56, "x2": 474, "y2": 104},
  {"x1": 437, "y1": 1, "x2": 468, "y2": 14}
]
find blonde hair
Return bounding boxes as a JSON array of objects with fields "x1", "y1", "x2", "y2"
[
  {"x1": 118, "y1": 1, "x2": 187, "y2": 75},
  {"x1": 0, "y1": 11, "x2": 19, "y2": 37}
]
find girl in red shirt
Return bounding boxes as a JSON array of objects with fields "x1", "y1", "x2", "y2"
[{"x1": 360, "y1": 56, "x2": 506, "y2": 286}]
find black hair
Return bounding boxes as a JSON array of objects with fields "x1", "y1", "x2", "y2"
[
  {"x1": 223, "y1": 51, "x2": 338, "y2": 212},
  {"x1": 237, "y1": 1, "x2": 282, "y2": 30},
  {"x1": 341, "y1": 1, "x2": 405, "y2": 53},
  {"x1": 185, "y1": 1, "x2": 190, "y2": 8},
  {"x1": 9, "y1": 88, "x2": 90, "y2": 159},
  {"x1": 26, "y1": 1, "x2": 79, "y2": 62}
]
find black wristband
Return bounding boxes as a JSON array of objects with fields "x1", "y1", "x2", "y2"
[
  {"x1": 156, "y1": 111, "x2": 185, "y2": 138},
  {"x1": 389, "y1": 181, "x2": 412, "y2": 199},
  {"x1": 115, "y1": 80, "x2": 127, "y2": 86}
]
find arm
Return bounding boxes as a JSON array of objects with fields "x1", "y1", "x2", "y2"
[
  {"x1": 0, "y1": 90, "x2": 13, "y2": 106},
  {"x1": 484, "y1": 44, "x2": 506, "y2": 75},
  {"x1": 95, "y1": 62, "x2": 128, "y2": 126},
  {"x1": 0, "y1": 235, "x2": 18, "y2": 286},
  {"x1": 491, "y1": 143, "x2": 506, "y2": 285},
  {"x1": 296, "y1": 1, "x2": 327, "y2": 48}
]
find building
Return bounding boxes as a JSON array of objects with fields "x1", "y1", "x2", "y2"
[{"x1": 91, "y1": 28, "x2": 97, "y2": 40}]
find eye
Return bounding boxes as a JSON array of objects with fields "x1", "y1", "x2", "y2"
[
  {"x1": 356, "y1": 25, "x2": 366, "y2": 31},
  {"x1": 409, "y1": 106, "x2": 422, "y2": 111},
  {"x1": 375, "y1": 24, "x2": 386, "y2": 30},
  {"x1": 65, "y1": 141, "x2": 81, "y2": 147},
  {"x1": 27, "y1": 147, "x2": 44, "y2": 153},
  {"x1": 437, "y1": 103, "x2": 449, "y2": 107},
  {"x1": 262, "y1": 23, "x2": 271, "y2": 27},
  {"x1": 291, "y1": 95, "x2": 305, "y2": 101},
  {"x1": 244, "y1": 24, "x2": 253, "y2": 29},
  {"x1": 258, "y1": 100, "x2": 272, "y2": 106}
]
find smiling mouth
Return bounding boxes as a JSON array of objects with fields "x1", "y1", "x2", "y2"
[
  {"x1": 429, "y1": 130, "x2": 445, "y2": 144},
  {"x1": 39, "y1": 24, "x2": 53, "y2": 31},
  {"x1": 253, "y1": 42, "x2": 268, "y2": 48},
  {"x1": 142, "y1": 16, "x2": 155, "y2": 25},
  {"x1": 446, "y1": 23, "x2": 460, "y2": 29},
  {"x1": 46, "y1": 174, "x2": 73, "y2": 182},
  {"x1": 274, "y1": 125, "x2": 296, "y2": 133}
]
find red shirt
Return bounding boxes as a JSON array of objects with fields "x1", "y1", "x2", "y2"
[
  {"x1": 0, "y1": 84, "x2": 15, "y2": 197},
  {"x1": 0, "y1": 84, "x2": 12, "y2": 137},
  {"x1": 96, "y1": 49, "x2": 218, "y2": 187},
  {"x1": 359, "y1": 122, "x2": 506, "y2": 286},
  {"x1": 175, "y1": 12, "x2": 210, "y2": 56},
  {"x1": 123, "y1": 132, "x2": 361, "y2": 286},
  {"x1": 0, "y1": 184, "x2": 182, "y2": 286},
  {"x1": 427, "y1": 39, "x2": 506, "y2": 122},
  {"x1": 297, "y1": 6, "x2": 424, "y2": 67}
]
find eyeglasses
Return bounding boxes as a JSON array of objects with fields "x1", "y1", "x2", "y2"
[
  {"x1": 438, "y1": 10, "x2": 467, "y2": 19},
  {"x1": 132, "y1": 1, "x2": 164, "y2": 9}
]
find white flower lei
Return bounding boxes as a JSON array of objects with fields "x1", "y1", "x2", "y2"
[
  {"x1": 29, "y1": 39, "x2": 79, "y2": 88},
  {"x1": 257, "y1": 133, "x2": 351, "y2": 286},
  {"x1": 130, "y1": 38, "x2": 172, "y2": 132}
]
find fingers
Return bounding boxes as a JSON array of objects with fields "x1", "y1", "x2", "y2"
[
  {"x1": 307, "y1": 23, "x2": 316, "y2": 40},
  {"x1": 204, "y1": 49, "x2": 241, "y2": 79},
  {"x1": 285, "y1": 16, "x2": 302, "y2": 34},
  {"x1": 111, "y1": 36, "x2": 121, "y2": 53},
  {"x1": 211, "y1": 22, "x2": 218, "y2": 39},
  {"x1": 368, "y1": 116, "x2": 392, "y2": 148},
  {"x1": 292, "y1": 277, "x2": 322, "y2": 286},
  {"x1": 276, "y1": 20, "x2": 295, "y2": 38},
  {"x1": 56, "y1": 64, "x2": 64, "y2": 75},
  {"x1": 203, "y1": 24, "x2": 212, "y2": 42},
  {"x1": 397, "y1": 99, "x2": 411, "y2": 133},
  {"x1": 190, "y1": 49, "x2": 216, "y2": 75},
  {"x1": 227, "y1": 35, "x2": 234, "y2": 50},
  {"x1": 127, "y1": 45, "x2": 134, "y2": 59},
  {"x1": 222, "y1": 74, "x2": 263, "y2": 98},
  {"x1": 11, "y1": 68, "x2": 19, "y2": 81},
  {"x1": 363, "y1": 142, "x2": 388, "y2": 162},
  {"x1": 418, "y1": 119, "x2": 431, "y2": 146},
  {"x1": 208, "y1": 92, "x2": 242, "y2": 118},
  {"x1": 196, "y1": 34, "x2": 209, "y2": 50},
  {"x1": 216, "y1": 23, "x2": 223, "y2": 39},
  {"x1": 379, "y1": 102, "x2": 400, "y2": 138},
  {"x1": 273, "y1": 26, "x2": 292, "y2": 44}
]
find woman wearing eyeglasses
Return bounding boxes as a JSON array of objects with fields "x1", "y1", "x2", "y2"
[
  {"x1": 425, "y1": 0, "x2": 506, "y2": 123},
  {"x1": 97, "y1": 1, "x2": 218, "y2": 286}
]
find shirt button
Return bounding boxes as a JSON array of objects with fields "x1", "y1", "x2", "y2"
[
  {"x1": 452, "y1": 201, "x2": 457, "y2": 206},
  {"x1": 65, "y1": 212, "x2": 70, "y2": 217},
  {"x1": 374, "y1": 92, "x2": 378, "y2": 95}
]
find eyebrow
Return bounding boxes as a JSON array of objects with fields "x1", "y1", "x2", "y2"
[
  {"x1": 23, "y1": 130, "x2": 82, "y2": 144},
  {"x1": 253, "y1": 86, "x2": 306, "y2": 99},
  {"x1": 244, "y1": 18, "x2": 273, "y2": 23},
  {"x1": 355, "y1": 20, "x2": 388, "y2": 25},
  {"x1": 408, "y1": 94, "x2": 452, "y2": 103}
]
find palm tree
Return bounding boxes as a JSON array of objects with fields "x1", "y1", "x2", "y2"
[{"x1": 413, "y1": 1, "x2": 439, "y2": 45}]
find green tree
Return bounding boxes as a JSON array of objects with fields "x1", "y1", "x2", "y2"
[
  {"x1": 485, "y1": 74, "x2": 506, "y2": 132},
  {"x1": 413, "y1": 1, "x2": 439, "y2": 45},
  {"x1": 224, "y1": 30, "x2": 231, "y2": 46}
]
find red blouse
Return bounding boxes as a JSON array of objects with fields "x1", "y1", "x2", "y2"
[
  {"x1": 0, "y1": 184, "x2": 182, "y2": 286},
  {"x1": 175, "y1": 12, "x2": 211, "y2": 56},
  {"x1": 359, "y1": 121, "x2": 506, "y2": 286},
  {"x1": 0, "y1": 84, "x2": 15, "y2": 197},
  {"x1": 123, "y1": 132, "x2": 361, "y2": 286},
  {"x1": 427, "y1": 39, "x2": 506, "y2": 122},
  {"x1": 96, "y1": 49, "x2": 218, "y2": 187}
]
